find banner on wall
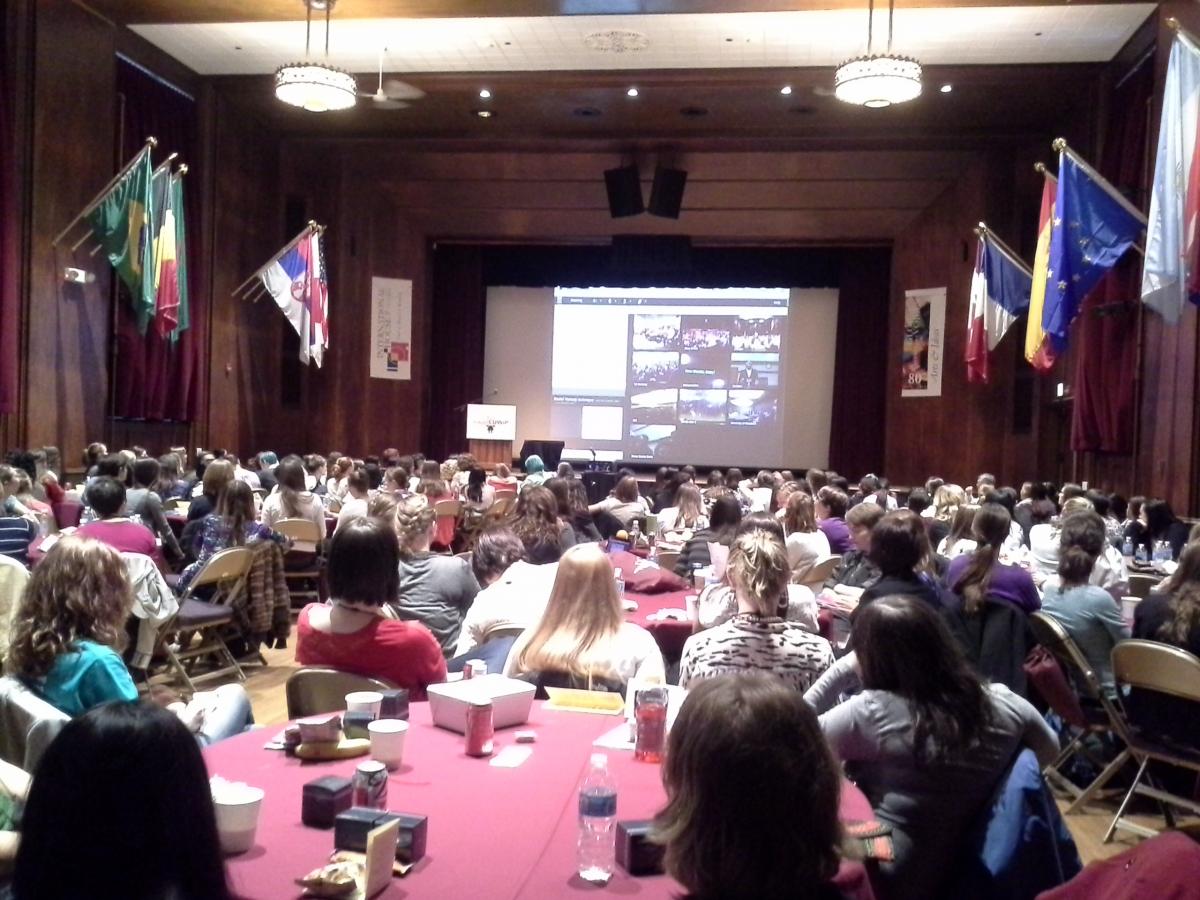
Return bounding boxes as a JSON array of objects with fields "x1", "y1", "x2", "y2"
[
  {"x1": 370, "y1": 276, "x2": 413, "y2": 380},
  {"x1": 901, "y1": 286, "x2": 946, "y2": 398}
]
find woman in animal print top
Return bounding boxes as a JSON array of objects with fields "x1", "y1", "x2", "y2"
[{"x1": 679, "y1": 526, "x2": 834, "y2": 692}]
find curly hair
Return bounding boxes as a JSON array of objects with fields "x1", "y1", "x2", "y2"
[
  {"x1": 394, "y1": 493, "x2": 436, "y2": 555},
  {"x1": 7, "y1": 537, "x2": 133, "y2": 681},
  {"x1": 511, "y1": 486, "x2": 563, "y2": 562}
]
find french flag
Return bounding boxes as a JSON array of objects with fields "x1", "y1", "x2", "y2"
[
  {"x1": 966, "y1": 232, "x2": 1032, "y2": 384},
  {"x1": 260, "y1": 231, "x2": 329, "y2": 367}
]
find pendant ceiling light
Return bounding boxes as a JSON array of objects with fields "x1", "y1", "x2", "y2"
[
  {"x1": 834, "y1": 0, "x2": 922, "y2": 109},
  {"x1": 275, "y1": 0, "x2": 357, "y2": 113}
]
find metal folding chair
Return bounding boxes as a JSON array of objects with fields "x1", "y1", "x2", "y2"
[
  {"x1": 285, "y1": 666, "x2": 396, "y2": 719},
  {"x1": 273, "y1": 517, "x2": 326, "y2": 609}
]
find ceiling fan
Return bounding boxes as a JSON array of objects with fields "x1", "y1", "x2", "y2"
[{"x1": 359, "y1": 48, "x2": 425, "y2": 110}]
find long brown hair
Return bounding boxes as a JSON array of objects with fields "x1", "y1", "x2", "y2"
[
  {"x1": 1159, "y1": 541, "x2": 1200, "y2": 647},
  {"x1": 655, "y1": 675, "x2": 842, "y2": 899},
  {"x1": 7, "y1": 537, "x2": 133, "y2": 680},
  {"x1": 953, "y1": 504, "x2": 1009, "y2": 614},
  {"x1": 782, "y1": 491, "x2": 818, "y2": 535},
  {"x1": 217, "y1": 481, "x2": 255, "y2": 546},
  {"x1": 275, "y1": 456, "x2": 308, "y2": 519},
  {"x1": 669, "y1": 483, "x2": 704, "y2": 530},
  {"x1": 1057, "y1": 510, "x2": 1105, "y2": 587},
  {"x1": 511, "y1": 485, "x2": 563, "y2": 561},
  {"x1": 512, "y1": 543, "x2": 623, "y2": 681}
]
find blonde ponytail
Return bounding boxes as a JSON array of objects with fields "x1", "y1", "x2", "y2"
[{"x1": 728, "y1": 529, "x2": 790, "y2": 615}]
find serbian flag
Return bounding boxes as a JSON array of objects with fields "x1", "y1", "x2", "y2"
[
  {"x1": 261, "y1": 230, "x2": 329, "y2": 367},
  {"x1": 1142, "y1": 27, "x2": 1200, "y2": 323},
  {"x1": 966, "y1": 232, "x2": 1032, "y2": 384},
  {"x1": 151, "y1": 167, "x2": 180, "y2": 339},
  {"x1": 1024, "y1": 171, "x2": 1057, "y2": 371}
]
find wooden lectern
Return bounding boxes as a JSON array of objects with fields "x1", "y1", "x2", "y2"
[{"x1": 466, "y1": 404, "x2": 517, "y2": 469}]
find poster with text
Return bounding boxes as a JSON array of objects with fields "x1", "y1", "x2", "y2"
[
  {"x1": 370, "y1": 276, "x2": 412, "y2": 380},
  {"x1": 901, "y1": 286, "x2": 945, "y2": 398}
]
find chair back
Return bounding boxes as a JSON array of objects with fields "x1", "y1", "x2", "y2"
[
  {"x1": 487, "y1": 496, "x2": 515, "y2": 519},
  {"x1": 1126, "y1": 573, "x2": 1160, "y2": 600},
  {"x1": 186, "y1": 546, "x2": 254, "y2": 604},
  {"x1": 1029, "y1": 612, "x2": 1105, "y2": 702},
  {"x1": 655, "y1": 549, "x2": 680, "y2": 573},
  {"x1": 480, "y1": 622, "x2": 526, "y2": 644},
  {"x1": 803, "y1": 554, "x2": 842, "y2": 587},
  {"x1": 285, "y1": 666, "x2": 397, "y2": 719},
  {"x1": 434, "y1": 499, "x2": 462, "y2": 518},
  {"x1": 273, "y1": 517, "x2": 324, "y2": 547},
  {"x1": 0, "y1": 676, "x2": 69, "y2": 772},
  {"x1": 1111, "y1": 640, "x2": 1200, "y2": 703}
]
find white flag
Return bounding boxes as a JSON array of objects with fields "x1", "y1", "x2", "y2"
[{"x1": 1142, "y1": 30, "x2": 1200, "y2": 323}]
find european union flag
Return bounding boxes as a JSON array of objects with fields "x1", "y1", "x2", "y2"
[{"x1": 1042, "y1": 151, "x2": 1145, "y2": 354}]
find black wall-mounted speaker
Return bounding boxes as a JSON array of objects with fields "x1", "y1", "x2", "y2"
[
  {"x1": 604, "y1": 165, "x2": 645, "y2": 218},
  {"x1": 648, "y1": 166, "x2": 687, "y2": 219}
]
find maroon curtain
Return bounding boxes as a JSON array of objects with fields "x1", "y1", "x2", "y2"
[
  {"x1": 1070, "y1": 60, "x2": 1153, "y2": 454},
  {"x1": 426, "y1": 245, "x2": 486, "y2": 459},
  {"x1": 110, "y1": 58, "x2": 203, "y2": 421},
  {"x1": 0, "y1": 18, "x2": 18, "y2": 416}
]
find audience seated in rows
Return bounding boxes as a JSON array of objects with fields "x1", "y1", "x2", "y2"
[
  {"x1": 815, "y1": 486, "x2": 853, "y2": 554},
  {"x1": 178, "y1": 481, "x2": 286, "y2": 592},
  {"x1": 547, "y1": 477, "x2": 602, "y2": 544},
  {"x1": 295, "y1": 519, "x2": 445, "y2": 699},
  {"x1": 333, "y1": 465, "x2": 371, "y2": 535},
  {"x1": 946, "y1": 504, "x2": 1041, "y2": 615},
  {"x1": 76, "y1": 477, "x2": 159, "y2": 563},
  {"x1": 782, "y1": 491, "x2": 831, "y2": 583},
  {"x1": 655, "y1": 482, "x2": 708, "y2": 543},
  {"x1": 857, "y1": 510, "x2": 942, "y2": 612},
  {"x1": 587, "y1": 475, "x2": 646, "y2": 529},
  {"x1": 511, "y1": 485, "x2": 574, "y2": 563},
  {"x1": 187, "y1": 458, "x2": 233, "y2": 522},
  {"x1": 261, "y1": 456, "x2": 325, "y2": 533}
]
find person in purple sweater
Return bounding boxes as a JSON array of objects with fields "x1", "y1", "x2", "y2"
[
  {"x1": 815, "y1": 486, "x2": 853, "y2": 555},
  {"x1": 946, "y1": 504, "x2": 1040, "y2": 615}
]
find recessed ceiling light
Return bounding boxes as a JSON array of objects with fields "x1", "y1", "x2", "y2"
[
  {"x1": 940, "y1": 84, "x2": 953, "y2": 93},
  {"x1": 479, "y1": 88, "x2": 492, "y2": 100},
  {"x1": 474, "y1": 109, "x2": 494, "y2": 118},
  {"x1": 626, "y1": 87, "x2": 639, "y2": 98},
  {"x1": 780, "y1": 85, "x2": 793, "y2": 96}
]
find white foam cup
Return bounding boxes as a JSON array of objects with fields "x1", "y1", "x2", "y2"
[
  {"x1": 367, "y1": 718, "x2": 409, "y2": 770},
  {"x1": 212, "y1": 783, "x2": 264, "y2": 855},
  {"x1": 344, "y1": 691, "x2": 384, "y2": 717}
]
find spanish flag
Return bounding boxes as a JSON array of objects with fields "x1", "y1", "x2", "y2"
[{"x1": 1024, "y1": 169, "x2": 1057, "y2": 371}]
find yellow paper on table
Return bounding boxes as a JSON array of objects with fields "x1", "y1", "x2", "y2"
[{"x1": 543, "y1": 687, "x2": 625, "y2": 715}]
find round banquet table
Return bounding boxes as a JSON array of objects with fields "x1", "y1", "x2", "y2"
[
  {"x1": 611, "y1": 554, "x2": 694, "y2": 661},
  {"x1": 205, "y1": 701, "x2": 876, "y2": 900}
]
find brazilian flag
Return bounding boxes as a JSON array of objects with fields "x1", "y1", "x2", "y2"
[{"x1": 85, "y1": 146, "x2": 156, "y2": 334}]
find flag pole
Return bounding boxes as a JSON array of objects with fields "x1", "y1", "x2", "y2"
[
  {"x1": 1051, "y1": 138, "x2": 1148, "y2": 226},
  {"x1": 232, "y1": 220, "x2": 320, "y2": 297},
  {"x1": 1033, "y1": 162, "x2": 1058, "y2": 183},
  {"x1": 1166, "y1": 17, "x2": 1200, "y2": 54},
  {"x1": 52, "y1": 137, "x2": 157, "y2": 246},
  {"x1": 68, "y1": 152, "x2": 179, "y2": 253},
  {"x1": 974, "y1": 222, "x2": 1034, "y2": 278}
]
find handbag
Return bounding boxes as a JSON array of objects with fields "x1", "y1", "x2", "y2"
[{"x1": 1023, "y1": 646, "x2": 1086, "y2": 728}]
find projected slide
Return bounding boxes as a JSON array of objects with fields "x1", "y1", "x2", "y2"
[{"x1": 550, "y1": 286, "x2": 789, "y2": 463}]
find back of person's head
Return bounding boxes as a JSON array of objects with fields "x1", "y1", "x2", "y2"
[
  {"x1": 1143, "y1": 499, "x2": 1178, "y2": 538},
  {"x1": 845, "y1": 500, "x2": 886, "y2": 534},
  {"x1": 132, "y1": 457, "x2": 160, "y2": 489},
  {"x1": 543, "y1": 477, "x2": 569, "y2": 518},
  {"x1": 783, "y1": 491, "x2": 818, "y2": 535},
  {"x1": 737, "y1": 511, "x2": 786, "y2": 543},
  {"x1": 682, "y1": 465, "x2": 697, "y2": 482},
  {"x1": 472, "y1": 527, "x2": 526, "y2": 586},
  {"x1": 94, "y1": 453, "x2": 127, "y2": 483},
  {"x1": 924, "y1": 476, "x2": 945, "y2": 496},
  {"x1": 725, "y1": 467, "x2": 744, "y2": 486},
  {"x1": 933, "y1": 483, "x2": 966, "y2": 521},
  {"x1": 87, "y1": 476, "x2": 126, "y2": 518},
  {"x1": 495, "y1": 462, "x2": 511, "y2": 478},
  {"x1": 1162, "y1": 542, "x2": 1200, "y2": 647},
  {"x1": 1030, "y1": 498, "x2": 1057, "y2": 525},
  {"x1": 982, "y1": 486, "x2": 1016, "y2": 514},
  {"x1": 727, "y1": 527, "x2": 789, "y2": 615},
  {"x1": 673, "y1": 483, "x2": 704, "y2": 525},
  {"x1": 393, "y1": 494, "x2": 436, "y2": 555},
  {"x1": 524, "y1": 454, "x2": 545, "y2": 474},
  {"x1": 515, "y1": 543, "x2": 622, "y2": 681},
  {"x1": 656, "y1": 675, "x2": 841, "y2": 900},
  {"x1": 1128, "y1": 495, "x2": 1145, "y2": 521},
  {"x1": 328, "y1": 518, "x2": 400, "y2": 606},
  {"x1": 854, "y1": 596, "x2": 990, "y2": 761},
  {"x1": 258, "y1": 451, "x2": 278, "y2": 469},
  {"x1": 815, "y1": 485, "x2": 848, "y2": 519},
  {"x1": 1058, "y1": 510, "x2": 1106, "y2": 586},
  {"x1": 829, "y1": 475, "x2": 851, "y2": 493},
  {"x1": 1085, "y1": 491, "x2": 1110, "y2": 518},
  {"x1": 555, "y1": 461, "x2": 574, "y2": 478},
  {"x1": 953, "y1": 505, "x2": 1009, "y2": 614},
  {"x1": 946, "y1": 504, "x2": 979, "y2": 545},
  {"x1": 613, "y1": 475, "x2": 640, "y2": 504},
  {"x1": 303, "y1": 454, "x2": 327, "y2": 477},
  {"x1": 512, "y1": 485, "x2": 563, "y2": 563},
  {"x1": 1109, "y1": 493, "x2": 1128, "y2": 522},
  {"x1": 1060, "y1": 496, "x2": 1094, "y2": 519},
  {"x1": 346, "y1": 466, "x2": 370, "y2": 496},
  {"x1": 83, "y1": 441, "x2": 107, "y2": 468},
  {"x1": 202, "y1": 458, "x2": 236, "y2": 501},
  {"x1": 217, "y1": 481, "x2": 255, "y2": 543},
  {"x1": 1060, "y1": 482, "x2": 1085, "y2": 503},
  {"x1": 6, "y1": 536, "x2": 132, "y2": 681},
  {"x1": 566, "y1": 478, "x2": 590, "y2": 515},
  {"x1": 906, "y1": 487, "x2": 931, "y2": 514},
  {"x1": 858, "y1": 473, "x2": 880, "y2": 495},
  {"x1": 868, "y1": 510, "x2": 929, "y2": 578},
  {"x1": 4, "y1": 450, "x2": 35, "y2": 482},
  {"x1": 15, "y1": 702, "x2": 232, "y2": 900},
  {"x1": 157, "y1": 452, "x2": 182, "y2": 481},
  {"x1": 757, "y1": 470, "x2": 776, "y2": 489},
  {"x1": 440, "y1": 459, "x2": 458, "y2": 483},
  {"x1": 707, "y1": 495, "x2": 743, "y2": 541},
  {"x1": 806, "y1": 468, "x2": 829, "y2": 493},
  {"x1": 976, "y1": 473, "x2": 996, "y2": 490},
  {"x1": 706, "y1": 469, "x2": 725, "y2": 489}
]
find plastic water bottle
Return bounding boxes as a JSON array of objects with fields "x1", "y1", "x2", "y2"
[
  {"x1": 1121, "y1": 535, "x2": 1133, "y2": 558},
  {"x1": 577, "y1": 753, "x2": 617, "y2": 884},
  {"x1": 1135, "y1": 542, "x2": 1149, "y2": 565},
  {"x1": 614, "y1": 569, "x2": 625, "y2": 598}
]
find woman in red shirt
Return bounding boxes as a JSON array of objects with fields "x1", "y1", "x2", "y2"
[{"x1": 296, "y1": 518, "x2": 446, "y2": 699}]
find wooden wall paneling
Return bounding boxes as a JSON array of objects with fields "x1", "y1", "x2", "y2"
[{"x1": 24, "y1": 0, "x2": 117, "y2": 458}]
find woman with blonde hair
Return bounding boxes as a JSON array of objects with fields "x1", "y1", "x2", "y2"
[
  {"x1": 656, "y1": 482, "x2": 709, "y2": 542},
  {"x1": 679, "y1": 527, "x2": 833, "y2": 691},
  {"x1": 928, "y1": 483, "x2": 967, "y2": 549},
  {"x1": 504, "y1": 543, "x2": 664, "y2": 687},
  {"x1": 391, "y1": 494, "x2": 480, "y2": 657},
  {"x1": 782, "y1": 491, "x2": 831, "y2": 582},
  {"x1": 937, "y1": 504, "x2": 979, "y2": 560}
]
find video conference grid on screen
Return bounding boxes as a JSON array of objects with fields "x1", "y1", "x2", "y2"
[{"x1": 550, "y1": 286, "x2": 789, "y2": 464}]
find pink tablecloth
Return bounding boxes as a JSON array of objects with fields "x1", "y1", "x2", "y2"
[{"x1": 205, "y1": 702, "x2": 875, "y2": 900}]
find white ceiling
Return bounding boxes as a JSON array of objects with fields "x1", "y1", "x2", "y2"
[{"x1": 133, "y1": 5, "x2": 1156, "y2": 76}]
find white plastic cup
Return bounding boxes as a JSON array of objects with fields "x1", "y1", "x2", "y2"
[
  {"x1": 368, "y1": 718, "x2": 409, "y2": 770},
  {"x1": 345, "y1": 691, "x2": 384, "y2": 718},
  {"x1": 685, "y1": 593, "x2": 700, "y2": 624},
  {"x1": 1120, "y1": 596, "x2": 1141, "y2": 622},
  {"x1": 212, "y1": 785, "x2": 264, "y2": 855}
]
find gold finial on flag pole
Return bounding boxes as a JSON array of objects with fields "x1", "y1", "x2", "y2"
[
  {"x1": 1167, "y1": 17, "x2": 1180, "y2": 32},
  {"x1": 1051, "y1": 138, "x2": 1067, "y2": 153},
  {"x1": 1034, "y1": 162, "x2": 1046, "y2": 174}
]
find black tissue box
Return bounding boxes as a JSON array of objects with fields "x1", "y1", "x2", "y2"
[
  {"x1": 341, "y1": 710, "x2": 375, "y2": 740},
  {"x1": 379, "y1": 689, "x2": 410, "y2": 720},
  {"x1": 301, "y1": 775, "x2": 353, "y2": 829},
  {"x1": 616, "y1": 820, "x2": 665, "y2": 876},
  {"x1": 334, "y1": 808, "x2": 427, "y2": 863}
]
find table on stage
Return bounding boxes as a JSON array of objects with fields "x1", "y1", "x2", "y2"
[{"x1": 204, "y1": 701, "x2": 877, "y2": 900}]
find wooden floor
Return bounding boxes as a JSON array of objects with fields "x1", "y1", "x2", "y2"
[{"x1": 234, "y1": 627, "x2": 1194, "y2": 868}]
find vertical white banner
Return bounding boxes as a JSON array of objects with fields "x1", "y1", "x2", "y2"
[
  {"x1": 369, "y1": 276, "x2": 412, "y2": 380},
  {"x1": 901, "y1": 286, "x2": 945, "y2": 398}
]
